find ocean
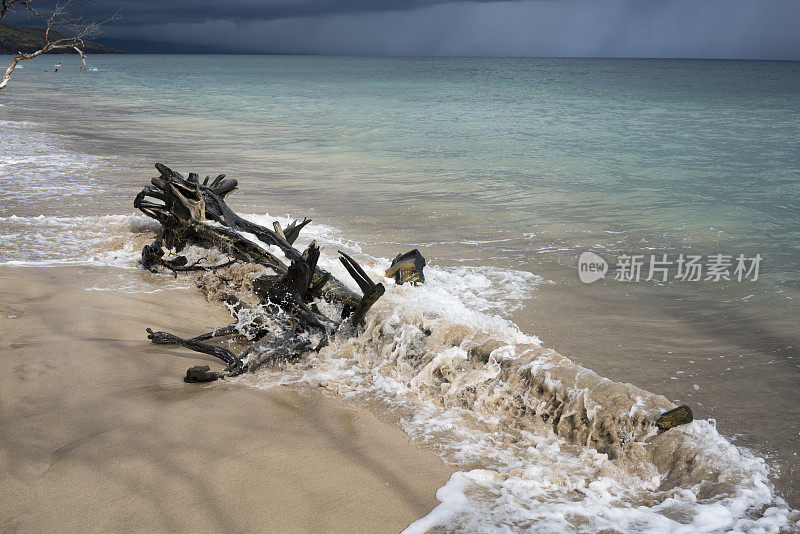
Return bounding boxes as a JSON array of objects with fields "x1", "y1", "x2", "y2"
[{"x1": 1, "y1": 54, "x2": 799, "y2": 531}]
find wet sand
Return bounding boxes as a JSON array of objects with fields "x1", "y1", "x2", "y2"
[{"x1": 0, "y1": 265, "x2": 452, "y2": 533}]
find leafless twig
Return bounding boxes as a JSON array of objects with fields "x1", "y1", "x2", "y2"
[{"x1": 0, "y1": 0, "x2": 40, "y2": 20}]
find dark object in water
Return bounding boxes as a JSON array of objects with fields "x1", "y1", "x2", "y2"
[
  {"x1": 184, "y1": 365, "x2": 219, "y2": 383},
  {"x1": 136, "y1": 163, "x2": 386, "y2": 380},
  {"x1": 385, "y1": 249, "x2": 426, "y2": 285},
  {"x1": 655, "y1": 405, "x2": 694, "y2": 431}
]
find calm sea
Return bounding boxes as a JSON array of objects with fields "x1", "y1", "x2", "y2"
[{"x1": 2, "y1": 54, "x2": 799, "y2": 525}]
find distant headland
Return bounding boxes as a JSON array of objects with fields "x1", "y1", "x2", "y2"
[{"x1": 0, "y1": 22, "x2": 123, "y2": 54}]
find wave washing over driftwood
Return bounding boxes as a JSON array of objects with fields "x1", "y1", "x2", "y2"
[{"x1": 136, "y1": 164, "x2": 797, "y2": 532}]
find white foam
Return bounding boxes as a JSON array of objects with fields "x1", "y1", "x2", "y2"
[
  {"x1": 244, "y1": 211, "x2": 544, "y2": 316},
  {"x1": 404, "y1": 421, "x2": 793, "y2": 532},
  {"x1": 0, "y1": 214, "x2": 156, "y2": 268}
]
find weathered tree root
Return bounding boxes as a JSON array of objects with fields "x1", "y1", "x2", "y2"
[
  {"x1": 136, "y1": 163, "x2": 403, "y2": 379},
  {"x1": 140, "y1": 242, "x2": 235, "y2": 276}
]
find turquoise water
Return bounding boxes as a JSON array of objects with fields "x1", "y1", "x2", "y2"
[
  {"x1": 2, "y1": 54, "x2": 800, "y2": 513},
  {"x1": 5, "y1": 56, "x2": 800, "y2": 270}
]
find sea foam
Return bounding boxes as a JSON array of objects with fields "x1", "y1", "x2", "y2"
[{"x1": 0, "y1": 214, "x2": 156, "y2": 268}]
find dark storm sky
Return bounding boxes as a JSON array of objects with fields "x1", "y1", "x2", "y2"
[{"x1": 7, "y1": 0, "x2": 800, "y2": 59}]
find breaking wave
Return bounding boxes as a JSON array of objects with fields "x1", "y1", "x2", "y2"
[{"x1": 230, "y1": 213, "x2": 799, "y2": 533}]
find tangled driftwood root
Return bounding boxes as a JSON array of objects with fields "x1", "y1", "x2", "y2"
[{"x1": 135, "y1": 163, "x2": 423, "y2": 382}]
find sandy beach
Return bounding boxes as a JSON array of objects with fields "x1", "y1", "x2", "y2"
[{"x1": 0, "y1": 265, "x2": 452, "y2": 533}]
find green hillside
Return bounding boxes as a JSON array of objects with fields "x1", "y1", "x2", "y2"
[{"x1": 0, "y1": 22, "x2": 122, "y2": 54}]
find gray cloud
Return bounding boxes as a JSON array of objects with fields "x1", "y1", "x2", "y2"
[
  {"x1": 8, "y1": 0, "x2": 513, "y2": 25},
  {"x1": 5, "y1": 0, "x2": 800, "y2": 59}
]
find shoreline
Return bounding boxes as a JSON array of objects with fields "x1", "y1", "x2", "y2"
[{"x1": 0, "y1": 265, "x2": 452, "y2": 532}]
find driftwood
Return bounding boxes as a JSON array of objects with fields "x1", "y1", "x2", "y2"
[
  {"x1": 655, "y1": 405, "x2": 693, "y2": 430},
  {"x1": 135, "y1": 163, "x2": 423, "y2": 382},
  {"x1": 386, "y1": 249, "x2": 427, "y2": 285}
]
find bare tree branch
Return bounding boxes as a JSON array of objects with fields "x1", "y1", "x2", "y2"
[
  {"x1": 0, "y1": 0, "x2": 120, "y2": 90},
  {"x1": 0, "y1": 0, "x2": 40, "y2": 20}
]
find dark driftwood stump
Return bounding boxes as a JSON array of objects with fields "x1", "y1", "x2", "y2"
[{"x1": 135, "y1": 163, "x2": 421, "y2": 380}]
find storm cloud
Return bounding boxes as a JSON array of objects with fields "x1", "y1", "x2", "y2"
[{"x1": 6, "y1": 0, "x2": 800, "y2": 59}]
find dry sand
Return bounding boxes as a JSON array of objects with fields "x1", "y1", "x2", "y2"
[{"x1": 0, "y1": 265, "x2": 452, "y2": 533}]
